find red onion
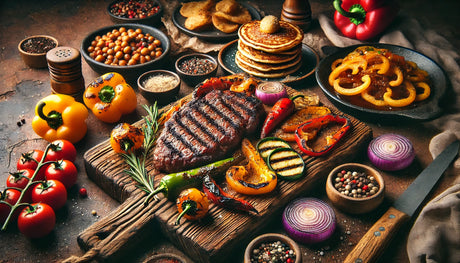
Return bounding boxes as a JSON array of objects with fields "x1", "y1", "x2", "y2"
[
  {"x1": 255, "y1": 81, "x2": 288, "y2": 105},
  {"x1": 368, "y1": 134, "x2": 415, "y2": 171},
  {"x1": 282, "y1": 198, "x2": 336, "y2": 244}
]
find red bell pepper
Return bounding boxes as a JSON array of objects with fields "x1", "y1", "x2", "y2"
[
  {"x1": 295, "y1": 114, "x2": 351, "y2": 156},
  {"x1": 333, "y1": 0, "x2": 399, "y2": 41},
  {"x1": 260, "y1": 94, "x2": 303, "y2": 139}
]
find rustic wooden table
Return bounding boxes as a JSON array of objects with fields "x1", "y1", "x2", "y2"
[{"x1": 0, "y1": 0, "x2": 459, "y2": 262}]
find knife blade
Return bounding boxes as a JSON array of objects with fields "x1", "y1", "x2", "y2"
[{"x1": 344, "y1": 139, "x2": 459, "y2": 263}]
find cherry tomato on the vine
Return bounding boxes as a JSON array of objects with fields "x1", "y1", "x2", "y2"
[
  {"x1": 6, "y1": 169, "x2": 34, "y2": 190},
  {"x1": 32, "y1": 180, "x2": 67, "y2": 211},
  {"x1": 17, "y1": 149, "x2": 46, "y2": 181},
  {"x1": 0, "y1": 188, "x2": 22, "y2": 224},
  {"x1": 45, "y1": 139, "x2": 77, "y2": 163},
  {"x1": 45, "y1": 160, "x2": 78, "y2": 189},
  {"x1": 17, "y1": 203, "x2": 56, "y2": 239}
]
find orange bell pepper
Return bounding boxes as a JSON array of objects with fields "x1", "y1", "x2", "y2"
[
  {"x1": 83, "y1": 72, "x2": 137, "y2": 123},
  {"x1": 32, "y1": 94, "x2": 88, "y2": 143}
]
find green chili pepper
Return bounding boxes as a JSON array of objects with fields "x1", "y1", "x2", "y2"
[{"x1": 149, "y1": 157, "x2": 239, "y2": 201}]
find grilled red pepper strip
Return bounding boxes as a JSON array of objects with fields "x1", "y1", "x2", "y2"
[
  {"x1": 295, "y1": 114, "x2": 351, "y2": 156},
  {"x1": 260, "y1": 94, "x2": 303, "y2": 139},
  {"x1": 333, "y1": 0, "x2": 399, "y2": 41},
  {"x1": 202, "y1": 175, "x2": 258, "y2": 214}
]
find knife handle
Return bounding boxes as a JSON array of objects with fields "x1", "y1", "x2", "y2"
[{"x1": 344, "y1": 207, "x2": 410, "y2": 263}]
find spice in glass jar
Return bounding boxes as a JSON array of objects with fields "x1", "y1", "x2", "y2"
[
  {"x1": 333, "y1": 170, "x2": 380, "y2": 198},
  {"x1": 178, "y1": 56, "x2": 215, "y2": 75}
]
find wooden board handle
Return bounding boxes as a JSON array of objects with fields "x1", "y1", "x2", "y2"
[{"x1": 344, "y1": 207, "x2": 410, "y2": 263}]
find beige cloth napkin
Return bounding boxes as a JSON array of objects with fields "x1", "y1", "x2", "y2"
[
  {"x1": 318, "y1": 13, "x2": 460, "y2": 168},
  {"x1": 318, "y1": 13, "x2": 460, "y2": 263}
]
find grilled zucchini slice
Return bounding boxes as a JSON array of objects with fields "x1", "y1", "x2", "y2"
[
  {"x1": 267, "y1": 147, "x2": 305, "y2": 180},
  {"x1": 256, "y1": 137, "x2": 291, "y2": 160}
]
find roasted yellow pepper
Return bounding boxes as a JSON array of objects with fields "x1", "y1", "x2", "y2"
[
  {"x1": 110, "y1": 123, "x2": 144, "y2": 154},
  {"x1": 226, "y1": 138, "x2": 277, "y2": 195},
  {"x1": 32, "y1": 94, "x2": 88, "y2": 143},
  {"x1": 83, "y1": 72, "x2": 137, "y2": 123}
]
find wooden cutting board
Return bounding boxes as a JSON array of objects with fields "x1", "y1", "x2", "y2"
[{"x1": 79, "y1": 88, "x2": 373, "y2": 263}]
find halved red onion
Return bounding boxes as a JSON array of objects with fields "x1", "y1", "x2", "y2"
[
  {"x1": 368, "y1": 134, "x2": 415, "y2": 171},
  {"x1": 282, "y1": 198, "x2": 336, "y2": 244},
  {"x1": 255, "y1": 81, "x2": 288, "y2": 105}
]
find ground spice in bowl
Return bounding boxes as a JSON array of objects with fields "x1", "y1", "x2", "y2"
[{"x1": 143, "y1": 73, "x2": 179, "y2": 92}]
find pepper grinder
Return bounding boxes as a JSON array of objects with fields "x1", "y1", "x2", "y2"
[
  {"x1": 280, "y1": 0, "x2": 312, "y2": 31},
  {"x1": 46, "y1": 46, "x2": 85, "y2": 101}
]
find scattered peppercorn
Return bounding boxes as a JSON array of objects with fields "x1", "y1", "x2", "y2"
[
  {"x1": 109, "y1": 0, "x2": 160, "y2": 19},
  {"x1": 251, "y1": 240, "x2": 296, "y2": 263},
  {"x1": 333, "y1": 170, "x2": 380, "y2": 198},
  {"x1": 79, "y1": 187, "x2": 88, "y2": 197},
  {"x1": 178, "y1": 57, "x2": 215, "y2": 75}
]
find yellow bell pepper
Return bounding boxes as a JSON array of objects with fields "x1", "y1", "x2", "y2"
[
  {"x1": 32, "y1": 94, "x2": 88, "y2": 143},
  {"x1": 83, "y1": 72, "x2": 137, "y2": 123}
]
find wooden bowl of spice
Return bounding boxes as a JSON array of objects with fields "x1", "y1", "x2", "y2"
[
  {"x1": 175, "y1": 53, "x2": 218, "y2": 87},
  {"x1": 244, "y1": 233, "x2": 301, "y2": 263},
  {"x1": 18, "y1": 35, "x2": 58, "y2": 68},
  {"x1": 326, "y1": 163, "x2": 385, "y2": 214},
  {"x1": 138, "y1": 69, "x2": 180, "y2": 105}
]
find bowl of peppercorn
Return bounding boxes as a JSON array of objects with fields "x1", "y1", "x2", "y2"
[
  {"x1": 244, "y1": 233, "x2": 301, "y2": 263},
  {"x1": 18, "y1": 35, "x2": 58, "y2": 68},
  {"x1": 107, "y1": 0, "x2": 163, "y2": 26},
  {"x1": 326, "y1": 163, "x2": 385, "y2": 214},
  {"x1": 81, "y1": 24, "x2": 170, "y2": 85},
  {"x1": 175, "y1": 53, "x2": 218, "y2": 87}
]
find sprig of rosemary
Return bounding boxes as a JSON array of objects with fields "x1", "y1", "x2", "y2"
[{"x1": 121, "y1": 103, "x2": 161, "y2": 204}]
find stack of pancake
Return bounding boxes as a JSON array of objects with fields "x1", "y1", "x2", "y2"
[{"x1": 236, "y1": 16, "x2": 304, "y2": 78}]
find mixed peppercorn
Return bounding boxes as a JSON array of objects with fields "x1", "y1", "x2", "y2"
[
  {"x1": 250, "y1": 240, "x2": 296, "y2": 263},
  {"x1": 333, "y1": 170, "x2": 380, "y2": 198},
  {"x1": 178, "y1": 57, "x2": 215, "y2": 75},
  {"x1": 109, "y1": 0, "x2": 160, "y2": 19}
]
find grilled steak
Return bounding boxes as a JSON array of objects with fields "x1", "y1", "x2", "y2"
[{"x1": 152, "y1": 89, "x2": 265, "y2": 173}]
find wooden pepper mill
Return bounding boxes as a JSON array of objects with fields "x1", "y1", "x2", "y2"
[
  {"x1": 46, "y1": 46, "x2": 85, "y2": 101},
  {"x1": 281, "y1": 0, "x2": 312, "y2": 31}
]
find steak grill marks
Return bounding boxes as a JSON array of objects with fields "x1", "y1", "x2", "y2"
[{"x1": 153, "y1": 89, "x2": 264, "y2": 173}]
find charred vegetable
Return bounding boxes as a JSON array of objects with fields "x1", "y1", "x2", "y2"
[
  {"x1": 260, "y1": 94, "x2": 303, "y2": 139},
  {"x1": 267, "y1": 148, "x2": 305, "y2": 180},
  {"x1": 256, "y1": 137, "x2": 292, "y2": 160},
  {"x1": 110, "y1": 123, "x2": 144, "y2": 154},
  {"x1": 226, "y1": 139, "x2": 277, "y2": 195},
  {"x1": 295, "y1": 114, "x2": 351, "y2": 157},
  {"x1": 202, "y1": 175, "x2": 258, "y2": 214},
  {"x1": 175, "y1": 188, "x2": 209, "y2": 225}
]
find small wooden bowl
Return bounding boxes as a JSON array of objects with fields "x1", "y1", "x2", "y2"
[
  {"x1": 244, "y1": 233, "x2": 301, "y2": 263},
  {"x1": 138, "y1": 69, "x2": 180, "y2": 105},
  {"x1": 326, "y1": 163, "x2": 385, "y2": 214},
  {"x1": 175, "y1": 53, "x2": 218, "y2": 87},
  {"x1": 18, "y1": 35, "x2": 58, "y2": 68}
]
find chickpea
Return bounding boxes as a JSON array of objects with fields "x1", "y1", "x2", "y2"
[
  {"x1": 96, "y1": 40, "x2": 105, "y2": 48},
  {"x1": 95, "y1": 35, "x2": 101, "y2": 41},
  {"x1": 87, "y1": 46, "x2": 95, "y2": 53},
  {"x1": 107, "y1": 49, "x2": 114, "y2": 55},
  {"x1": 140, "y1": 56, "x2": 146, "y2": 64},
  {"x1": 148, "y1": 36, "x2": 154, "y2": 42},
  {"x1": 132, "y1": 53, "x2": 140, "y2": 61},
  {"x1": 115, "y1": 51, "x2": 123, "y2": 59},
  {"x1": 102, "y1": 47, "x2": 108, "y2": 53},
  {"x1": 108, "y1": 42, "x2": 115, "y2": 49},
  {"x1": 144, "y1": 55, "x2": 151, "y2": 62},
  {"x1": 153, "y1": 39, "x2": 161, "y2": 46},
  {"x1": 122, "y1": 35, "x2": 130, "y2": 43},
  {"x1": 135, "y1": 28, "x2": 142, "y2": 34},
  {"x1": 119, "y1": 27, "x2": 126, "y2": 33},
  {"x1": 124, "y1": 53, "x2": 131, "y2": 61},
  {"x1": 107, "y1": 54, "x2": 114, "y2": 61},
  {"x1": 91, "y1": 40, "x2": 97, "y2": 47},
  {"x1": 121, "y1": 41, "x2": 128, "y2": 48},
  {"x1": 155, "y1": 50, "x2": 163, "y2": 57},
  {"x1": 95, "y1": 54, "x2": 105, "y2": 62},
  {"x1": 123, "y1": 46, "x2": 132, "y2": 54},
  {"x1": 128, "y1": 59, "x2": 137, "y2": 65},
  {"x1": 140, "y1": 47, "x2": 149, "y2": 56},
  {"x1": 148, "y1": 44, "x2": 155, "y2": 51},
  {"x1": 118, "y1": 60, "x2": 127, "y2": 66}
]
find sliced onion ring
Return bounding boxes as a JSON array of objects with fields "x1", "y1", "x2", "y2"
[
  {"x1": 368, "y1": 133, "x2": 415, "y2": 171},
  {"x1": 255, "y1": 81, "x2": 288, "y2": 105},
  {"x1": 282, "y1": 198, "x2": 336, "y2": 244}
]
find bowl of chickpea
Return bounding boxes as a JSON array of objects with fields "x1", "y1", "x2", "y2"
[{"x1": 81, "y1": 24, "x2": 170, "y2": 83}]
